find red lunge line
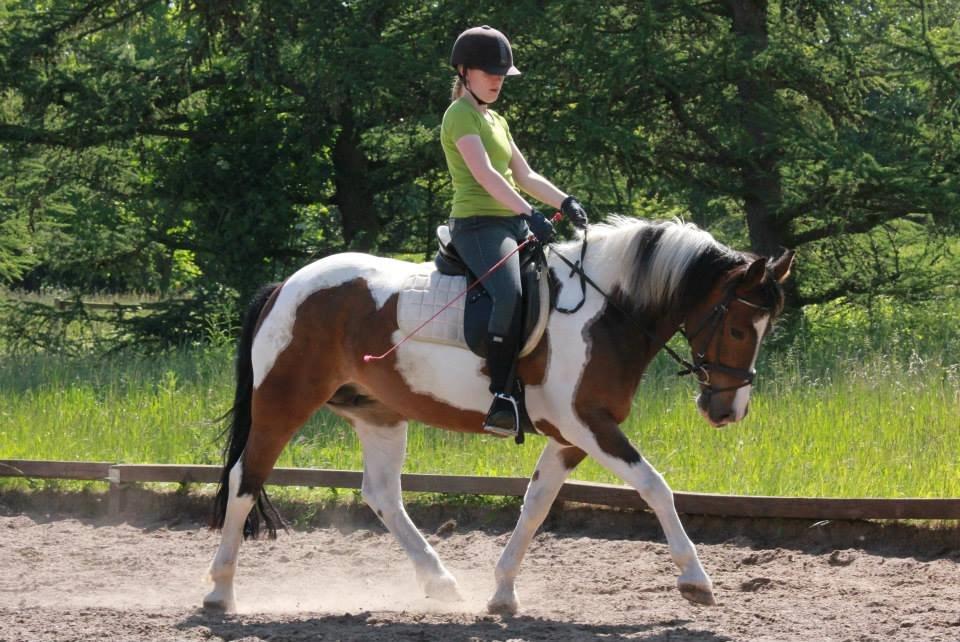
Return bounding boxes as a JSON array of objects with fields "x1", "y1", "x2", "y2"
[{"x1": 363, "y1": 213, "x2": 562, "y2": 363}]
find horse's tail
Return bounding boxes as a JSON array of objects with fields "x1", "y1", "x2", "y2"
[{"x1": 211, "y1": 282, "x2": 284, "y2": 539}]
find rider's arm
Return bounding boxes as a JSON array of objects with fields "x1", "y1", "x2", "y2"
[
  {"x1": 508, "y1": 140, "x2": 567, "y2": 210},
  {"x1": 455, "y1": 135, "x2": 533, "y2": 214}
]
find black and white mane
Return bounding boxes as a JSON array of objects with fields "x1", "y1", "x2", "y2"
[{"x1": 558, "y1": 216, "x2": 784, "y2": 319}]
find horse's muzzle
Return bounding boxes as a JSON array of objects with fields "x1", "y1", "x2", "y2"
[{"x1": 697, "y1": 390, "x2": 749, "y2": 427}]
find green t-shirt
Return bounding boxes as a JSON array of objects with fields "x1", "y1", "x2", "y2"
[{"x1": 441, "y1": 97, "x2": 517, "y2": 218}]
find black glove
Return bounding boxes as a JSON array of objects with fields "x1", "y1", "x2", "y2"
[
  {"x1": 561, "y1": 195, "x2": 589, "y2": 229},
  {"x1": 523, "y1": 210, "x2": 555, "y2": 244}
]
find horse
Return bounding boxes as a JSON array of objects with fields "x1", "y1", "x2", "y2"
[{"x1": 203, "y1": 216, "x2": 794, "y2": 614}]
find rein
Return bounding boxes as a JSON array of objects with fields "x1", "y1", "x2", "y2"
[{"x1": 549, "y1": 230, "x2": 764, "y2": 394}]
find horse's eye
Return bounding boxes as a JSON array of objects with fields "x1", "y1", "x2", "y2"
[{"x1": 730, "y1": 327, "x2": 746, "y2": 340}]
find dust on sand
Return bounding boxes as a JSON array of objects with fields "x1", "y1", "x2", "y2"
[{"x1": 0, "y1": 489, "x2": 958, "y2": 641}]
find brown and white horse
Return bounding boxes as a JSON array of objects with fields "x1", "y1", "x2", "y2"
[{"x1": 203, "y1": 216, "x2": 794, "y2": 614}]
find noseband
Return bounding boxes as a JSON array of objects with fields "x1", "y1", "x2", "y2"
[
  {"x1": 550, "y1": 234, "x2": 770, "y2": 395},
  {"x1": 678, "y1": 291, "x2": 769, "y2": 394}
]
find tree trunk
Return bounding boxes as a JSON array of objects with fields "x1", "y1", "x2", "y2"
[
  {"x1": 728, "y1": 0, "x2": 787, "y2": 258},
  {"x1": 332, "y1": 108, "x2": 378, "y2": 251},
  {"x1": 727, "y1": 0, "x2": 801, "y2": 308}
]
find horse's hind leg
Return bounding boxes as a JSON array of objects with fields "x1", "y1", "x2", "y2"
[
  {"x1": 205, "y1": 386, "x2": 327, "y2": 611},
  {"x1": 204, "y1": 459, "x2": 254, "y2": 611},
  {"x1": 351, "y1": 418, "x2": 462, "y2": 601},
  {"x1": 488, "y1": 439, "x2": 586, "y2": 615}
]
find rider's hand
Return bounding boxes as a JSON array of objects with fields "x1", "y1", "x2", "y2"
[
  {"x1": 561, "y1": 196, "x2": 589, "y2": 229},
  {"x1": 523, "y1": 210, "x2": 555, "y2": 244}
]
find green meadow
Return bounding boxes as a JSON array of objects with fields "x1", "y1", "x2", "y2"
[{"x1": 0, "y1": 296, "x2": 957, "y2": 499}]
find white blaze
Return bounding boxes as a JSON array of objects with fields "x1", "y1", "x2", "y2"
[{"x1": 730, "y1": 314, "x2": 770, "y2": 420}]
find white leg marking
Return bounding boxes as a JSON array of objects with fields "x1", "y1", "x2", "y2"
[
  {"x1": 576, "y1": 440, "x2": 716, "y2": 605},
  {"x1": 203, "y1": 460, "x2": 255, "y2": 612},
  {"x1": 353, "y1": 421, "x2": 461, "y2": 601},
  {"x1": 488, "y1": 440, "x2": 576, "y2": 615}
]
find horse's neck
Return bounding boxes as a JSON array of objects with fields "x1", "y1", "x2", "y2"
[
  {"x1": 553, "y1": 233, "x2": 683, "y2": 408},
  {"x1": 552, "y1": 232, "x2": 685, "y2": 341},
  {"x1": 551, "y1": 236, "x2": 622, "y2": 293}
]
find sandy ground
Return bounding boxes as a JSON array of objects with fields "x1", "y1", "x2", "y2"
[{"x1": 0, "y1": 490, "x2": 958, "y2": 641}]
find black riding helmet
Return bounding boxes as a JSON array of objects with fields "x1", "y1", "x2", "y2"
[{"x1": 450, "y1": 25, "x2": 521, "y2": 76}]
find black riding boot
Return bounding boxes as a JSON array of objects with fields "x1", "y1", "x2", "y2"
[{"x1": 483, "y1": 333, "x2": 521, "y2": 437}]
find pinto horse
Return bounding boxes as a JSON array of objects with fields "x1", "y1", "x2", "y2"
[{"x1": 204, "y1": 216, "x2": 794, "y2": 614}]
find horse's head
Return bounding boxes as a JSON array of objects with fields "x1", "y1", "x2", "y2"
[{"x1": 680, "y1": 250, "x2": 795, "y2": 427}]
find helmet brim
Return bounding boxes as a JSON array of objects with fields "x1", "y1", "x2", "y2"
[{"x1": 481, "y1": 64, "x2": 521, "y2": 77}]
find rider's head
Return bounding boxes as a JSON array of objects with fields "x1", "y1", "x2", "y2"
[{"x1": 450, "y1": 26, "x2": 520, "y2": 104}]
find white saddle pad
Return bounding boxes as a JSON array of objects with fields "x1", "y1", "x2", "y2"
[
  {"x1": 397, "y1": 270, "x2": 469, "y2": 349},
  {"x1": 397, "y1": 267, "x2": 548, "y2": 357}
]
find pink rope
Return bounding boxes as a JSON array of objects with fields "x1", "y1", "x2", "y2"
[{"x1": 363, "y1": 213, "x2": 561, "y2": 363}]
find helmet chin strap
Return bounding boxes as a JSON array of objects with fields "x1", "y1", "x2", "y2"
[{"x1": 460, "y1": 72, "x2": 489, "y2": 106}]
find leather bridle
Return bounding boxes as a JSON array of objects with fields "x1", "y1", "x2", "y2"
[
  {"x1": 678, "y1": 289, "x2": 770, "y2": 394},
  {"x1": 550, "y1": 234, "x2": 772, "y2": 395}
]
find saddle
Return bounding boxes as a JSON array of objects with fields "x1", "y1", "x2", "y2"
[{"x1": 396, "y1": 225, "x2": 551, "y2": 358}]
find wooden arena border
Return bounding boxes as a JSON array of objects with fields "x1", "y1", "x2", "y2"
[{"x1": 1, "y1": 459, "x2": 959, "y2": 520}]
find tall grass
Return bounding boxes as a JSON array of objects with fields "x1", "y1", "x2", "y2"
[{"x1": 0, "y1": 295, "x2": 957, "y2": 498}]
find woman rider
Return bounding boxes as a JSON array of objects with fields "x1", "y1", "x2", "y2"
[{"x1": 441, "y1": 25, "x2": 589, "y2": 437}]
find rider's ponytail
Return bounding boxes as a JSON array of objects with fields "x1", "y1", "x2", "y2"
[{"x1": 451, "y1": 75, "x2": 465, "y2": 101}]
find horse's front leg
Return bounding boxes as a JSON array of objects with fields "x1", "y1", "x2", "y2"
[
  {"x1": 352, "y1": 419, "x2": 461, "y2": 601},
  {"x1": 488, "y1": 439, "x2": 586, "y2": 615},
  {"x1": 571, "y1": 415, "x2": 716, "y2": 606}
]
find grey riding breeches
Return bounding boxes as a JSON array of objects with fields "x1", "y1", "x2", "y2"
[{"x1": 448, "y1": 215, "x2": 529, "y2": 338}]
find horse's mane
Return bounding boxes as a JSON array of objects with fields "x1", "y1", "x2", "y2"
[{"x1": 560, "y1": 216, "x2": 748, "y2": 318}]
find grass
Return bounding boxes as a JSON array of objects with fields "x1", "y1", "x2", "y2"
[{"x1": 0, "y1": 295, "x2": 958, "y2": 499}]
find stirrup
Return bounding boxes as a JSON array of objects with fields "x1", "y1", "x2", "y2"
[{"x1": 483, "y1": 392, "x2": 519, "y2": 437}]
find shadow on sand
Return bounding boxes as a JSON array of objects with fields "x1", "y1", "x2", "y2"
[{"x1": 178, "y1": 609, "x2": 731, "y2": 642}]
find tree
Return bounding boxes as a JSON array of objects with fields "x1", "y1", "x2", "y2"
[
  {"x1": 1, "y1": 0, "x2": 957, "y2": 316},
  {"x1": 516, "y1": 0, "x2": 960, "y2": 305}
]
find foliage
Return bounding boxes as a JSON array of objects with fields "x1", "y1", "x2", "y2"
[
  {"x1": 0, "y1": 0, "x2": 957, "y2": 347},
  {"x1": 0, "y1": 286, "x2": 236, "y2": 354},
  {"x1": 112, "y1": 283, "x2": 239, "y2": 350},
  {"x1": 0, "y1": 296, "x2": 104, "y2": 355}
]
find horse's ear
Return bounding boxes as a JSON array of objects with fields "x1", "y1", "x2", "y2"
[
  {"x1": 770, "y1": 249, "x2": 795, "y2": 284},
  {"x1": 742, "y1": 257, "x2": 767, "y2": 289}
]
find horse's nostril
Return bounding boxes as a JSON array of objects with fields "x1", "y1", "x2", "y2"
[{"x1": 712, "y1": 410, "x2": 734, "y2": 425}]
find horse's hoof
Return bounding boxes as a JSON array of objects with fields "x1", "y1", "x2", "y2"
[
  {"x1": 678, "y1": 582, "x2": 717, "y2": 606},
  {"x1": 423, "y1": 573, "x2": 463, "y2": 602},
  {"x1": 202, "y1": 592, "x2": 236, "y2": 613},
  {"x1": 487, "y1": 598, "x2": 518, "y2": 616},
  {"x1": 486, "y1": 588, "x2": 519, "y2": 616}
]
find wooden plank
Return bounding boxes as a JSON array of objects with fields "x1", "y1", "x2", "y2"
[
  {"x1": 400, "y1": 473, "x2": 529, "y2": 496},
  {"x1": 110, "y1": 464, "x2": 219, "y2": 484},
  {"x1": 110, "y1": 466, "x2": 960, "y2": 519},
  {"x1": 6, "y1": 461, "x2": 960, "y2": 520},
  {"x1": 54, "y1": 299, "x2": 169, "y2": 311},
  {"x1": 108, "y1": 465, "x2": 528, "y2": 495},
  {"x1": 557, "y1": 481, "x2": 960, "y2": 520},
  {"x1": 0, "y1": 460, "x2": 112, "y2": 481},
  {"x1": 557, "y1": 480, "x2": 646, "y2": 509},
  {"x1": 674, "y1": 493, "x2": 960, "y2": 520},
  {"x1": 109, "y1": 464, "x2": 366, "y2": 488}
]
